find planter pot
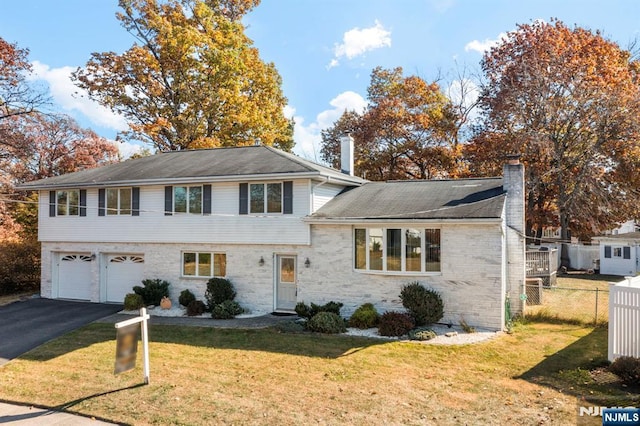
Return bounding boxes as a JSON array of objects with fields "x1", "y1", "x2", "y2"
[{"x1": 160, "y1": 296, "x2": 172, "y2": 310}]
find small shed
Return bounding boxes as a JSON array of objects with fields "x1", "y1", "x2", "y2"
[{"x1": 593, "y1": 232, "x2": 640, "y2": 276}]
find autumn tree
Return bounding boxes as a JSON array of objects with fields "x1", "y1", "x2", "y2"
[
  {"x1": 467, "y1": 19, "x2": 640, "y2": 265},
  {"x1": 0, "y1": 37, "x2": 48, "y2": 121},
  {"x1": 1, "y1": 112, "x2": 120, "y2": 236},
  {"x1": 73, "y1": 0, "x2": 293, "y2": 152},
  {"x1": 321, "y1": 67, "x2": 460, "y2": 180}
]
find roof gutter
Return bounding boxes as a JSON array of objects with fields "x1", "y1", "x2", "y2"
[
  {"x1": 16, "y1": 171, "x2": 365, "y2": 191},
  {"x1": 303, "y1": 217, "x2": 503, "y2": 225}
]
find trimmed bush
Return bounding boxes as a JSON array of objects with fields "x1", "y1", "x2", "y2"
[
  {"x1": 211, "y1": 300, "x2": 243, "y2": 319},
  {"x1": 609, "y1": 356, "x2": 640, "y2": 385},
  {"x1": 295, "y1": 302, "x2": 312, "y2": 319},
  {"x1": 186, "y1": 300, "x2": 206, "y2": 316},
  {"x1": 179, "y1": 289, "x2": 196, "y2": 307},
  {"x1": 307, "y1": 312, "x2": 347, "y2": 334},
  {"x1": 400, "y1": 282, "x2": 444, "y2": 326},
  {"x1": 124, "y1": 293, "x2": 144, "y2": 310},
  {"x1": 378, "y1": 311, "x2": 415, "y2": 337},
  {"x1": 349, "y1": 303, "x2": 380, "y2": 329},
  {"x1": 133, "y1": 279, "x2": 170, "y2": 306},
  {"x1": 408, "y1": 327, "x2": 437, "y2": 341},
  {"x1": 295, "y1": 301, "x2": 344, "y2": 320},
  {"x1": 205, "y1": 278, "x2": 237, "y2": 309}
]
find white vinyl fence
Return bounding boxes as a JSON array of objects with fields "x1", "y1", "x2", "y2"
[{"x1": 608, "y1": 276, "x2": 640, "y2": 361}]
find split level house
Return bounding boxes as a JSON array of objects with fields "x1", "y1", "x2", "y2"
[{"x1": 18, "y1": 139, "x2": 526, "y2": 330}]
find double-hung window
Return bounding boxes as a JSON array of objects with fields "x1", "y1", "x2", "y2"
[
  {"x1": 56, "y1": 190, "x2": 79, "y2": 216},
  {"x1": 354, "y1": 227, "x2": 441, "y2": 273},
  {"x1": 182, "y1": 252, "x2": 226, "y2": 277},
  {"x1": 250, "y1": 183, "x2": 282, "y2": 214},
  {"x1": 174, "y1": 186, "x2": 202, "y2": 214},
  {"x1": 106, "y1": 188, "x2": 132, "y2": 215}
]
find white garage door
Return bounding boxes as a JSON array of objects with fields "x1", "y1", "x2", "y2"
[
  {"x1": 58, "y1": 254, "x2": 93, "y2": 300},
  {"x1": 105, "y1": 255, "x2": 145, "y2": 303}
]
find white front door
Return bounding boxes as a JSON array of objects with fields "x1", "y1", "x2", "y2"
[{"x1": 275, "y1": 255, "x2": 297, "y2": 311}]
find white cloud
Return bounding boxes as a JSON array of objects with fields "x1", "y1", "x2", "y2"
[
  {"x1": 446, "y1": 78, "x2": 481, "y2": 125},
  {"x1": 291, "y1": 91, "x2": 367, "y2": 161},
  {"x1": 29, "y1": 61, "x2": 128, "y2": 131},
  {"x1": 464, "y1": 32, "x2": 508, "y2": 54},
  {"x1": 328, "y1": 20, "x2": 391, "y2": 69},
  {"x1": 116, "y1": 140, "x2": 145, "y2": 159}
]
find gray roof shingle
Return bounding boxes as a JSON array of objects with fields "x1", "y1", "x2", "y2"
[
  {"x1": 310, "y1": 178, "x2": 506, "y2": 220},
  {"x1": 17, "y1": 145, "x2": 366, "y2": 189}
]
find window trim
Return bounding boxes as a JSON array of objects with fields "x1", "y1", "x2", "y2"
[
  {"x1": 354, "y1": 227, "x2": 441, "y2": 274},
  {"x1": 173, "y1": 185, "x2": 203, "y2": 215},
  {"x1": 55, "y1": 189, "x2": 80, "y2": 216},
  {"x1": 249, "y1": 182, "x2": 283, "y2": 214},
  {"x1": 181, "y1": 251, "x2": 226, "y2": 278},
  {"x1": 106, "y1": 187, "x2": 133, "y2": 215}
]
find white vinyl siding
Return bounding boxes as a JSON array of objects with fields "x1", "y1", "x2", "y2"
[
  {"x1": 38, "y1": 180, "x2": 311, "y2": 245},
  {"x1": 312, "y1": 182, "x2": 346, "y2": 213}
]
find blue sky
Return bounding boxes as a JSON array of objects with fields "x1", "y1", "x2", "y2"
[{"x1": 1, "y1": 0, "x2": 639, "y2": 160}]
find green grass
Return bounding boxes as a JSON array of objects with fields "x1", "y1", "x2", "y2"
[
  {"x1": 525, "y1": 274, "x2": 618, "y2": 326},
  {"x1": 0, "y1": 319, "x2": 638, "y2": 425}
]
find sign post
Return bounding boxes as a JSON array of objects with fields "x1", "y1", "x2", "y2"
[{"x1": 114, "y1": 307, "x2": 150, "y2": 384}]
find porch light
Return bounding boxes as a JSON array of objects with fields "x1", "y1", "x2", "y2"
[
  {"x1": 305, "y1": 258, "x2": 311, "y2": 268},
  {"x1": 259, "y1": 256, "x2": 265, "y2": 266}
]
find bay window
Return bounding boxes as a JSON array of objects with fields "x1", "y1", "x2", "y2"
[{"x1": 354, "y1": 227, "x2": 441, "y2": 273}]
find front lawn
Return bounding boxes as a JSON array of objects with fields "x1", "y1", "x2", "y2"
[{"x1": 1, "y1": 319, "x2": 637, "y2": 425}]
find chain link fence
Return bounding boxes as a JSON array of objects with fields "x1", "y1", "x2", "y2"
[{"x1": 524, "y1": 278, "x2": 609, "y2": 325}]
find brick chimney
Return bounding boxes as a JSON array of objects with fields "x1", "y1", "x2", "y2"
[
  {"x1": 340, "y1": 133, "x2": 354, "y2": 176},
  {"x1": 503, "y1": 154, "x2": 526, "y2": 323}
]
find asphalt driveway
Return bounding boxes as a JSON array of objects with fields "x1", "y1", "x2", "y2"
[{"x1": 0, "y1": 298, "x2": 123, "y2": 366}]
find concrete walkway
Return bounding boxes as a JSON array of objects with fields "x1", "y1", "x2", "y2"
[{"x1": 0, "y1": 401, "x2": 118, "y2": 425}]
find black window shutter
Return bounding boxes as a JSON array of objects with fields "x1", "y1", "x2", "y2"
[
  {"x1": 239, "y1": 183, "x2": 248, "y2": 215},
  {"x1": 132, "y1": 187, "x2": 140, "y2": 216},
  {"x1": 203, "y1": 184, "x2": 212, "y2": 215},
  {"x1": 79, "y1": 189, "x2": 87, "y2": 216},
  {"x1": 164, "y1": 186, "x2": 173, "y2": 215},
  {"x1": 283, "y1": 181, "x2": 293, "y2": 214},
  {"x1": 604, "y1": 245, "x2": 612, "y2": 258},
  {"x1": 624, "y1": 246, "x2": 631, "y2": 259},
  {"x1": 49, "y1": 191, "x2": 56, "y2": 217},
  {"x1": 98, "y1": 189, "x2": 105, "y2": 216}
]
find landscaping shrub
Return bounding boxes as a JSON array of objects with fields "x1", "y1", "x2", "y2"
[
  {"x1": 400, "y1": 282, "x2": 444, "y2": 326},
  {"x1": 349, "y1": 303, "x2": 380, "y2": 329},
  {"x1": 307, "y1": 312, "x2": 347, "y2": 334},
  {"x1": 123, "y1": 293, "x2": 144, "y2": 310},
  {"x1": 211, "y1": 300, "x2": 243, "y2": 319},
  {"x1": 295, "y1": 301, "x2": 343, "y2": 319},
  {"x1": 205, "y1": 278, "x2": 237, "y2": 309},
  {"x1": 133, "y1": 279, "x2": 170, "y2": 306},
  {"x1": 186, "y1": 300, "x2": 206, "y2": 316},
  {"x1": 378, "y1": 311, "x2": 415, "y2": 337},
  {"x1": 408, "y1": 327, "x2": 437, "y2": 341},
  {"x1": 609, "y1": 356, "x2": 640, "y2": 385},
  {"x1": 0, "y1": 240, "x2": 40, "y2": 295},
  {"x1": 179, "y1": 289, "x2": 196, "y2": 307}
]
